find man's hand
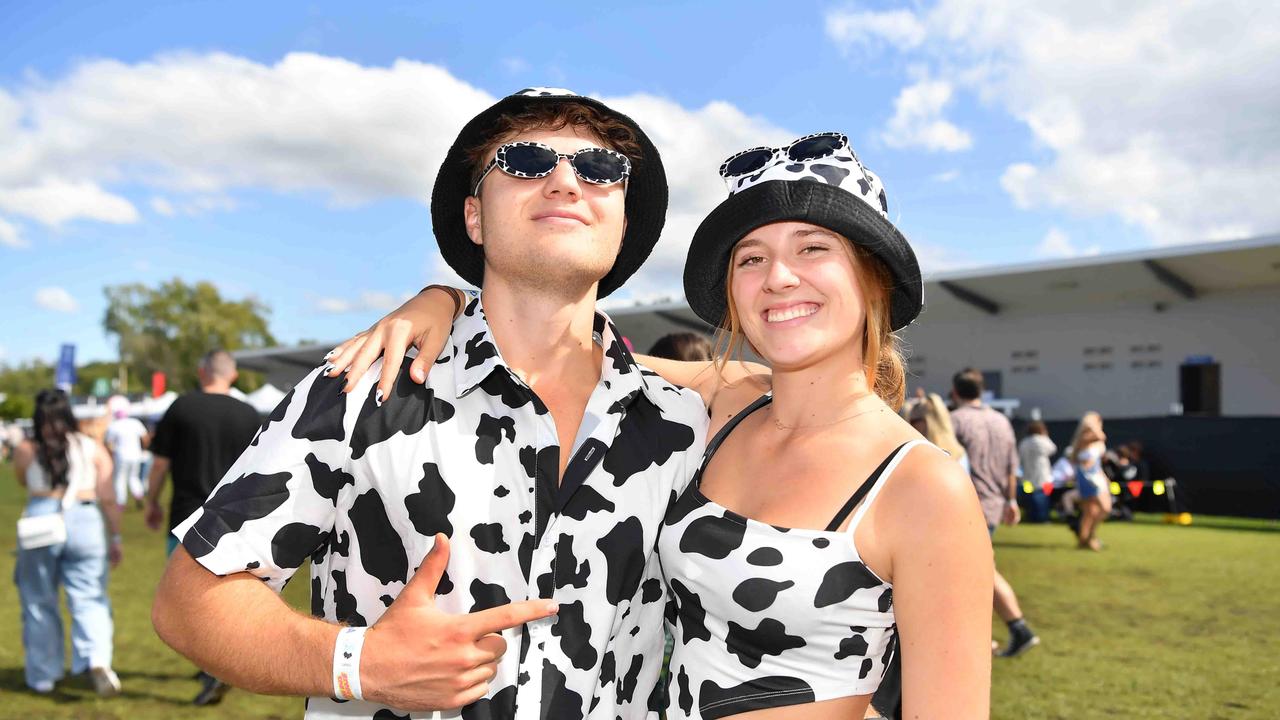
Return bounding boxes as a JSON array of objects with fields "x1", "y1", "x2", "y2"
[
  {"x1": 1002, "y1": 501, "x2": 1021, "y2": 526},
  {"x1": 360, "y1": 534, "x2": 558, "y2": 711},
  {"x1": 145, "y1": 499, "x2": 164, "y2": 531},
  {"x1": 108, "y1": 538, "x2": 123, "y2": 568}
]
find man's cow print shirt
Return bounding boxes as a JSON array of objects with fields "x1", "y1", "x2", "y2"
[{"x1": 174, "y1": 297, "x2": 708, "y2": 720}]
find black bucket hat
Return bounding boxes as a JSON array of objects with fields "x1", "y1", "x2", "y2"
[
  {"x1": 683, "y1": 136, "x2": 923, "y2": 330},
  {"x1": 430, "y1": 87, "x2": 668, "y2": 298}
]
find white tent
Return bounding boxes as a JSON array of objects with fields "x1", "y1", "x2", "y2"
[{"x1": 245, "y1": 383, "x2": 287, "y2": 414}]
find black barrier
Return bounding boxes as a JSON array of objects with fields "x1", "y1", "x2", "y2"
[{"x1": 1015, "y1": 416, "x2": 1280, "y2": 520}]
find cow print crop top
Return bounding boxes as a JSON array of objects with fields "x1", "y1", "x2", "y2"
[{"x1": 659, "y1": 394, "x2": 932, "y2": 719}]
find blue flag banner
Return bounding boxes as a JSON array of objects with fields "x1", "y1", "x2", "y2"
[{"x1": 55, "y1": 343, "x2": 76, "y2": 391}]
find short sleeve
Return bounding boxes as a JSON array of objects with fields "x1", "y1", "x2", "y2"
[
  {"x1": 150, "y1": 407, "x2": 174, "y2": 459},
  {"x1": 172, "y1": 367, "x2": 355, "y2": 591}
]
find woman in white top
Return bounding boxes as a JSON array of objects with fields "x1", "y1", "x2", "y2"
[
  {"x1": 1017, "y1": 421, "x2": 1057, "y2": 494},
  {"x1": 1070, "y1": 412, "x2": 1111, "y2": 551},
  {"x1": 12, "y1": 389, "x2": 124, "y2": 695}
]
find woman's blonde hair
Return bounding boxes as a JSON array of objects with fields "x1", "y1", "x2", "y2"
[
  {"x1": 713, "y1": 233, "x2": 906, "y2": 410},
  {"x1": 910, "y1": 393, "x2": 966, "y2": 460},
  {"x1": 1070, "y1": 411, "x2": 1103, "y2": 458}
]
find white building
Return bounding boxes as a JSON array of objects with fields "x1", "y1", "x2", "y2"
[{"x1": 238, "y1": 235, "x2": 1280, "y2": 424}]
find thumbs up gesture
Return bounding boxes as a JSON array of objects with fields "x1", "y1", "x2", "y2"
[{"x1": 359, "y1": 533, "x2": 558, "y2": 711}]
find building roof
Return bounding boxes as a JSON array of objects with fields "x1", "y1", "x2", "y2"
[{"x1": 236, "y1": 234, "x2": 1280, "y2": 385}]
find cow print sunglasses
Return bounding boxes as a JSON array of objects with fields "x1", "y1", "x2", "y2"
[
  {"x1": 473, "y1": 141, "x2": 632, "y2": 196},
  {"x1": 718, "y1": 132, "x2": 851, "y2": 179}
]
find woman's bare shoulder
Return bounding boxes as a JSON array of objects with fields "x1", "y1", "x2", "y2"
[{"x1": 879, "y1": 441, "x2": 981, "y2": 523}]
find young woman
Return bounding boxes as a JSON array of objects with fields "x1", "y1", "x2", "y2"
[
  {"x1": 12, "y1": 389, "x2": 124, "y2": 696},
  {"x1": 1071, "y1": 411, "x2": 1111, "y2": 550},
  {"x1": 325, "y1": 133, "x2": 992, "y2": 718},
  {"x1": 906, "y1": 392, "x2": 968, "y2": 474}
]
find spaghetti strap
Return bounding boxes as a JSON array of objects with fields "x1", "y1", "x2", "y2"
[
  {"x1": 697, "y1": 394, "x2": 772, "y2": 481},
  {"x1": 825, "y1": 440, "x2": 930, "y2": 533}
]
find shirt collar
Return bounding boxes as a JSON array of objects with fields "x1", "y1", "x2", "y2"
[{"x1": 451, "y1": 294, "x2": 660, "y2": 406}]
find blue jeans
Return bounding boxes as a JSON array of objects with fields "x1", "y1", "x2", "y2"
[{"x1": 14, "y1": 496, "x2": 115, "y2": 688}]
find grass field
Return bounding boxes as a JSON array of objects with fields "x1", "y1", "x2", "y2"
[{"x1": 1, "y1": 461, "x2": 1276, "y2": 719}]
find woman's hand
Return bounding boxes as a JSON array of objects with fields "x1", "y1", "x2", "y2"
[{"x1": 324, "y1": 287, "x2": 465, "y2": 402}]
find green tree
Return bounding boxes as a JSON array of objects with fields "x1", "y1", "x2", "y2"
[
  {"x1": 103, "y1": 279, "x2": 277, "y2": 394},
  {"x1": 0, "y1": 360, "x2": 54, "y2": 419}
]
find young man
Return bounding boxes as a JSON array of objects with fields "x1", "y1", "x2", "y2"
[
  {"x1": 146, "y1": 349, "x2": 263, "y2": 705},
  {"x1": 949, "y1": 368, "x2": 1040, "y2": 658},
  {"x1": 151, "y1": 89, "x2": 708, "y2": 720}
]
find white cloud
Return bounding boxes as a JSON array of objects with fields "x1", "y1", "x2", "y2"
[
  {"x1": 0, "y1": 214, "x2": 25, "y2": 247},
  {"x1": 881, "y1": 79, "x2": 972, "y2": 152},
  {"x1": 0, "y1": 51, "x2": 803, "y2": 298},
  {"x1": 35, "y1": 286, "x2": 79, "y2": 313},
  {"x1": 501, "y1": 57, "x2": 530, "y2": 74},
  {"x1": 150, "y1": 196, "x2": 175, "y2": 217},
  {"x1": 865, "y1": 1, "x2": 1280, "y2": 244},
  {"x1": 1034, "y1": 227, "x2": 1100, "y2": 259},
  {"x1": 314, "y1": 290, "x2": 407, "y2": 314},
  {"x1": 0, "y1": 178, "x2": 138, "y2": 226},
  {"x1": 0, "y1": 52, "x2": 494, "y2": 228},
  {"x1": 930, "y1": 169, "x2": 960, "y2": 183},
  {"x1": 826, "y1": 8, "x2": 926, "y2": 51}
]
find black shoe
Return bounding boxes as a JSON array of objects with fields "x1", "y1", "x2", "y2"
[
  {"x1": 995, "y1": 631, "x2": 1040, "y2": 658},
  {"x1": 193, "y1": 675, "x2": 230, "y2": 706}
]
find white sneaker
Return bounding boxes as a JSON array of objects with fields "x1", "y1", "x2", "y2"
[
  {"x1": 90, "y1": 666, "x2": 122, "y2": 697},
  {"x1": 31, "y1": 680, "x2": 55, "y2": 694}
]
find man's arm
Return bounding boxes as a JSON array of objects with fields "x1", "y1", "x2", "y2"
[
  {"x1": 144, "y1": 455, "x2": 171, "y2": 531},
  {"x1": 153, "y1": 547, "x2": 337, "y2": 695}
]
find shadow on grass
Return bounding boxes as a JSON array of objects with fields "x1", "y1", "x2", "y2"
[{"x1": 0, "y1": 666, "x2": 194, "y2": 706}]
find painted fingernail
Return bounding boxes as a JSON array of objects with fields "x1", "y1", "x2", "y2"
[
  {"x1": 375, "y1": 389, "x2": 384, "y2": 407},
  {"x1": 323, "y1": 350, "x2": 336, "y2": 360},
  {"x1": 323, "y1": 363, "x2": 335, "y2": 375}
]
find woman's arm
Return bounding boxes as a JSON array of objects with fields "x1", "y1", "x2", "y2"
[
  {"x1": 92, "y1": 439, "x2": 124, "y2": 566},
  {"x1": 13, "y1": 439, "x2": 33, "y2": 488},
  {"x1": 880, "y1": 449, "x2": 992, "y2": 718},
  {"x1": 632, "y1": 354, "x2": 769, "y2": 409},
  {"x1": 324, "y1": 285, "x2": 772, "y2": 408},
  {"x1": 325, "y1": 286, "x2": 466, "y2": 401}
]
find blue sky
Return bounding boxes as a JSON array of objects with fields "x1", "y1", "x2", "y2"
[{"x1": 2, "y1": 1, "x2": 1277, "y2": 365}]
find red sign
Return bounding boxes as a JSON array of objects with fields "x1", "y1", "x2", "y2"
[
  {"x1": 1127, "y1": 480, "x2": 1145, "y2": 498},
  {"x1": 152, "y1": 371, "x2": 166, "y2": 398}
]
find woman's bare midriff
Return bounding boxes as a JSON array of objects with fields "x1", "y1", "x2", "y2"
[{"x1": 720, "y1": 693, "x2": 881, "y2": 720}]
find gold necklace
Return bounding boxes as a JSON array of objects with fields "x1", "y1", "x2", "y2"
[{"x1": 771, "y1": 393, "x2": 882, "y2": 430}]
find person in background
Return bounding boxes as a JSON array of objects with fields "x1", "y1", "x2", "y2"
[
  {"x1": 12, "y1": 389, "x2": 124, "y2": 696},
  {"x1": 144, "y1": 349, "x2": 262, "y2": 706},
  {"x1": 907, "y1": 392, "x2": 967, "y2": 473},
  {"x1": 647, "y1": 331, "x2": 713, "y2": 362},
  {"x1": 1018, "y1": 421, "x2": 1056, "y2": 498},
  {"x1": 949, "y1": 368, "x2": 1040, "y2": 658},
  {"x1": 104, "y1": 399, "x2": 149, "y2": 508},
  {"x1": 1071, "y1": 412, "x2": 1111, "y2": 551}
]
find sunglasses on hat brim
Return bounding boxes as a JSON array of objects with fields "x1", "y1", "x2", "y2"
[
  {"x1": 473, "y1": 141, "x2": 632, "y2": 196},
  {"x1": 718, "y1": 132, "x2": 852, "y2": 179}
]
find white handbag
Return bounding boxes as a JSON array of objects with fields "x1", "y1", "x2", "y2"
[{"x1": 16, "y1": 439, "x2": 83, "y2": 550}]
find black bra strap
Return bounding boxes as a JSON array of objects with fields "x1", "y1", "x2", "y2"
[
  {"x1": 825, "y1": 442, "x2": 912, "y2": 532},
  {"x1": 695, "y1": 394, "x2": 772, "y2": 486}
]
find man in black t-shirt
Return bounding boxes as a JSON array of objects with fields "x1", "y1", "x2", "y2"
[{"x1": 144, "y1": 349, "x2": 260, "y2": 706}]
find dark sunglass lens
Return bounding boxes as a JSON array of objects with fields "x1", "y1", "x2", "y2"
[
  {"x1": 572, "y1": 149, "x2": 628, "y2": 183},
  {"x1": 788, "y1": 134, "x2": 843, "y2": 161},
  {"x1": 722, "y1": 149, "x2": 773, "y2": 177},
  {"x1": 503, "y1": 144, "x2": 559, "y2": 175}
]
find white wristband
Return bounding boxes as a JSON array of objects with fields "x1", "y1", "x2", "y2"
[{"x1": 333, "y1": 626, "x2": 367, "y2": 701}]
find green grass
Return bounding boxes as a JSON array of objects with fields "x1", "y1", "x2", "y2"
[
  {"x1": 1, "y1": 461, "x2": 1276, "y2": 719},
  {"x1": 0, "y1": 462, "x2": 309, "y2": 719}
]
